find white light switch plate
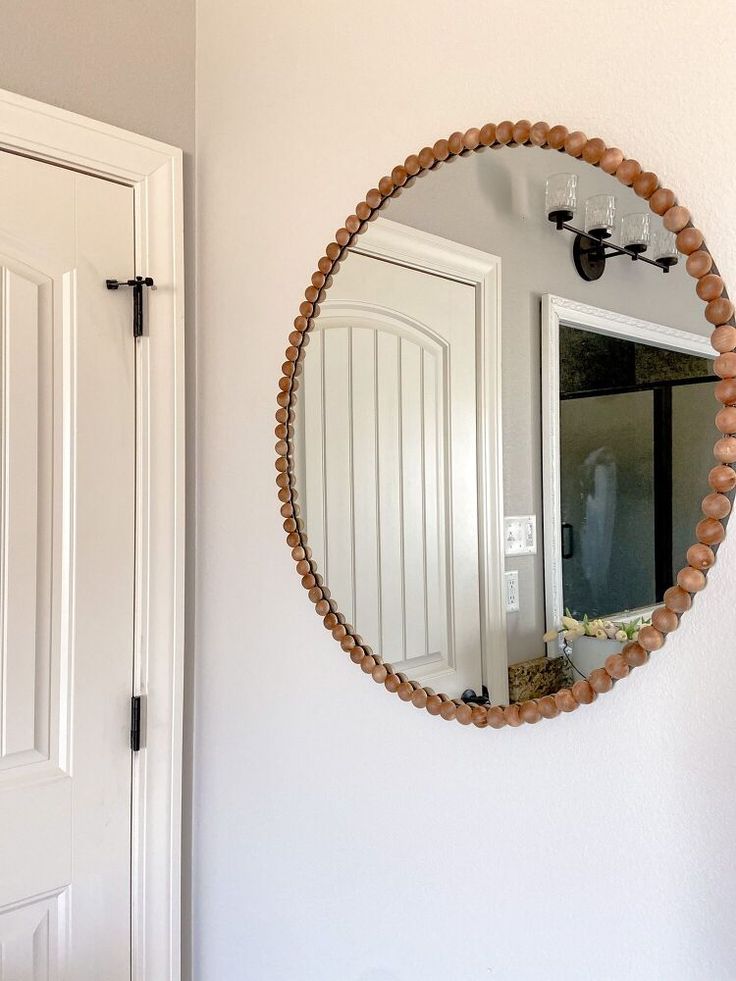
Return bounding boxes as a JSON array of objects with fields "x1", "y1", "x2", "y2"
[
  {"x1": 504, "y1": 515, "x2": 537, "y2": 555},
  {"x1": 505, "y1": 570, "x2": 520, "y2": 613}
]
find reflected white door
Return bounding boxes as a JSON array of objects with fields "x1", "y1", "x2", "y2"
[
  {"x1": 300, "y1": 241, "x2": 486, "y2": 695},
  {"x1": 0, "y1": 151, "x2": 136, "y2": 979}
]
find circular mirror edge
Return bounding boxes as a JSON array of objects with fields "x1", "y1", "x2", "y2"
[{"x1": 275, "y1": 118, "x2": 736, "y2": 730}]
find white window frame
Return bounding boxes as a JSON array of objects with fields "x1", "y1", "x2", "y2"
[
  {"x1": 541, "y1": 293, "x2": 714, "y2": 657},
  {"x1": 0, "y1": 87, "x2": 185, "y2": 979}
]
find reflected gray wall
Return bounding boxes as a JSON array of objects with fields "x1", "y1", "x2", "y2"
[{"x1": 387, "y1": 148, "x2": 706, "y2": 663}]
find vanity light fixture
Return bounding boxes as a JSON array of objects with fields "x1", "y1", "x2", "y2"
[{"x1": 545, "y1": 173, "x2": 678, "y2": 281}]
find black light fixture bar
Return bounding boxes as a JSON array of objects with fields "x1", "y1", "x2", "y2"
[{"x1": 553, "y1": 218, "x2": 675, "y2": 272}]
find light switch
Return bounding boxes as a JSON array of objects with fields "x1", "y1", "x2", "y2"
[
  {"x1": 505, "y1": 570, "x2": 520, "y2": 613},
  {"x1": 504, "y1": 515, "x2": 537, "y2": 555}
]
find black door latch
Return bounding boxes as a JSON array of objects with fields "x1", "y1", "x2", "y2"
[{"x1": 106, "y1": 276, "x2": 156, "y2": 338}]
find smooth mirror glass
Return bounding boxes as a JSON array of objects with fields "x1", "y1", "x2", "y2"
[{"x1": 292, "y1": 144, "x2": 715, "y2": 706}]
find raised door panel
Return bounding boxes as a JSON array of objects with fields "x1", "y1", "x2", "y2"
[{"x1": 0, "y1": 890, "x2": 67, "y2": 981}]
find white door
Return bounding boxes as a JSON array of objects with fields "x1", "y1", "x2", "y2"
[
  {"x1": 0, "y1": 151, "x2": 136, "y2": 978},
  {"x1": 300, "y1": 235, "x2": 487, "y2": 696}
]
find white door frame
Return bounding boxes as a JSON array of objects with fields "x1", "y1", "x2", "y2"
[
  {"x1": 0, "y1": 88, "x2": 184, "y2": 978},
  {"x1": 351, "y1": 218, "x2": 508, "y2": 703},
  {"x1": 541, "y1": 294, "x2": 713, "y2": 657}
]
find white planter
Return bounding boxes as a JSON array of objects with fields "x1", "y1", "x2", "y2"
[{"x1": 568, "y1": 636, "x2": 624, "y2": 676}]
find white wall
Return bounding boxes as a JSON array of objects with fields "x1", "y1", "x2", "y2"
[{"x1": 193, "y1": 2, "x2": 736, "y2": 979}]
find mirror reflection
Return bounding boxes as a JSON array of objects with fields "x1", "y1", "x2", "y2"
[{"x1": 293, "y1": 145, "x2": 714, "y2": 705}]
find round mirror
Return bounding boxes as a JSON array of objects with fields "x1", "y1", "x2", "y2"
[{"x1": 276, "y1": 121, "x2": 735, "y2": 728}]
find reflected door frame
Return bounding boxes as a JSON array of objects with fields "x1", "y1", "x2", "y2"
[
  {"x1": 0, "y1": 89, "x2": 185, "y2": 978},
  {"x1": 541, "y1": 294, "x2": 714, "y2": 657},
  {"x1": 348, "y1": 218, "x2": 508, "y2": 702}
]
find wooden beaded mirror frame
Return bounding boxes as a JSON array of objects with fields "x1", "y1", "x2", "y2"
[{"x1": 275, "y1": 118, "x2": 736, "y2": 729}]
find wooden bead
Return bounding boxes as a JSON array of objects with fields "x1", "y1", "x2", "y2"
[
  {"x1": 417, "y1": 146, "x2": 435, "y2": 170},
  {"x1": 709, "y1": 464, "x2": 736, "y2": 491},
  {"x1": 638, "y1": 625, "x2": 664, "y2": 652},
  {"x1": 706, "y1": 297, "x2": 735, "y2": 325},
  {"x1": 495, "y1": 120, "x2": 514, "y2": 145},
  {"x1": 411, "y1": 687, "x2": 428, "y2": 709},
  {"x1": 378, "y1": 176, "x2": 394, "y2": 197},
  {"x1": 404, "y1": 154, "x2": 421, "y2": 176},
  {"x1": 397, "y1": 681, "x2": 414, "y2": 701},
  {"x1": 686, "y1": 250, "x2": 714, "y2": 278},
  {"x1": 425, "y1": 693, "x2": 444, "y2": 715},
  {"x1": 439, "y1": 699, "x2": 457, "y2": 721},
  {"x1": 371, "y1": 663, "x2": 388, "y2": 684},
  {"x1": 555, "y1": 688, "x2": 579, "y2": 712},
  {"x1": 503, "y1": 703, "x2": 523, "y2": 726},
  {"x1": 537, "y1": 694, "x2": 560, "y2": 718},
  {"x1": 714, "y1": 352, "x2": 736, "y2": 378},
  {"x1": 546, "y1": 125, "x2": 568, "y2": 150},
  {"x1": 716, "y1": 407, "x2": 736, "y2": 434},
  {"x1": 664, "y1": 585, "x2": 692, "y2": 612},
  {"x1": 471, "y1": 706, "x2": 488, "y2": 728},
  {"x1": 384, "y1": 673, "x2": 401, "y2": 693},
  {"x1": 512, "y1": 120, "x2": 532, "y2": 145},
  {"x1": 323, "y1": 613, "x2": 338, "y2": 631},
  {"x1": 622, "y1": 642, "x2": 648, "y2": 668},
  {"x1": 334, "y1": 228, "x2": 351, "y2": 247},
  {"x1": 697, "y1": 516, "x2": 726, "y2": 544},
  {"x1": 519, "y1": 700, "x2": 542, "y2": 724},
  {"x1": 432, "y1": 139, "x2": 450, "y2": 161},
  {"x1": 714, "y1": 436, "x2": 736, "y2": 463},
  {"x1": 633, "y1": 171, "x2": 659, "y2": 199},
  {"x1": 677, "y1": 566, "x2": 707, "y2": 592},
  {"x1": 649, "y1": 187, "x2": 676, "y2": 216},
  {"x1": 564, "y1": 130, "x2": 587, "y2": 157},
  {"x1": 651, "y1": 607, "x2": 680, "y2": 633},
  {"x1": 479, "y1": 123, "x2": 497, "y2": 146},
  {"x1": 486, "y1": 706, "x2": 507, "y2": 728},
  {"x1": 687, "y1": 542, "x2": 716, "y2": 571},
  {"x1": 349, "y1": 646, "x2": 365, "y2": 664},
  {"x1": 455, "y1": 703, "x2": 473, "y2": 726},
  {"x1": 365, "y1": 188, "x2": 382, "y2": 210},
  {"x1": 447, "y1": 131, "x2": 464, "y2": 155},
  {"x1": 604, "y1": 653, "x2": 630, "y2": 680},
  {"x1": 340, "y1": 634, "x2": 356, "y2": 651},
  {"x1": 529, "y1": 121, "x2": 549, "y2": 146},
  {"x1": 588, "y1": 668, "x2": 613, "y2": 693},
  {"x1": 676, "y1": 227, "x2": 704, "y2": 255},
  {"x1": 463, "y1": 128, "x2": 481, "y2": 150},
  {"x1": 616, "y1": 159, "x2": 641, "y2": 186},
  {"x1": 600, "y1": 147, "x2": 624, "y2": 174},
  {"x1": 571, "y1": 680, "x2": 596, "y2": 705},
  {"x1": 355, "y1": 202, "x2": 371, "y2": 221},
  {"x1": 697, "y1": 273, "x2": 725, "y2": 302},
  {"x1": 713, "y1": 378, "x2": 736, "y2": 405},
  {"x1": 582, "y1": 137, "x2": 606, "y2": 164},
  {"x1": 711, "y1": 326, "x2": 736, "y2": 354},
  {"x1": 663, "y1": 205, "x2": 691, "y2": 233},
  {"x1": 314, "y1": 599, "x2": 330, "y2": 616},
  {"x1": 360, "y1": 654, "x2": 377, "y2": 673}
]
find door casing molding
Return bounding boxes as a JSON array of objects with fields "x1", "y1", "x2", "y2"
[{"x1": 0, "y1": 87, "x2": 185, "y2": 980}]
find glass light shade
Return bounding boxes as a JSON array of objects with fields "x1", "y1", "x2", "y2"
[
  {"x1": 584, "y1": 194, "x2": 616, "y2": 238},
  {"x1": 620, "y1": 213, "x2": 650, "y2": 254},
  {"x1": 545, "y1": 173, "x2": 577, "y2": 224},
  {"x1": 652, "y1": 227, "x2": 679, "y2": 267}
]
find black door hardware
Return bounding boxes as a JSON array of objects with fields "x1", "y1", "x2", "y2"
[
  {"x1": 106, "y1": 276, "x2": 156, "y2": 338},
  {"x1": 130, "y1": 695, "x2": 142, "y2": 752}
]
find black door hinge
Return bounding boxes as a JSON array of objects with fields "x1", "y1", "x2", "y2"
[
  {"x1": 130, "y1": 695, "x2": 142, "y2": 752},
  {"x1": 106, "y1": 276, "x2": 156, "y2": 338}
]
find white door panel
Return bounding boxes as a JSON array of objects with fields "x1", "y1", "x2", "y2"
[
  {"x1": 300, "y1": 244, "x2": 485, "y2": 695},
  {"x1": 0, "y1": 151, "x2": 136, "y2": 978}
]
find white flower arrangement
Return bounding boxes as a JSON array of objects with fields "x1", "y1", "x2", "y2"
[{"x1": 543, "y1": 611, "x2": 650, "y2": 647}]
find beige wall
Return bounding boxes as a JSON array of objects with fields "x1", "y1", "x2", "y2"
[{"x1": 195, "y1": 2, "x2": 736, "y2": 978}]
